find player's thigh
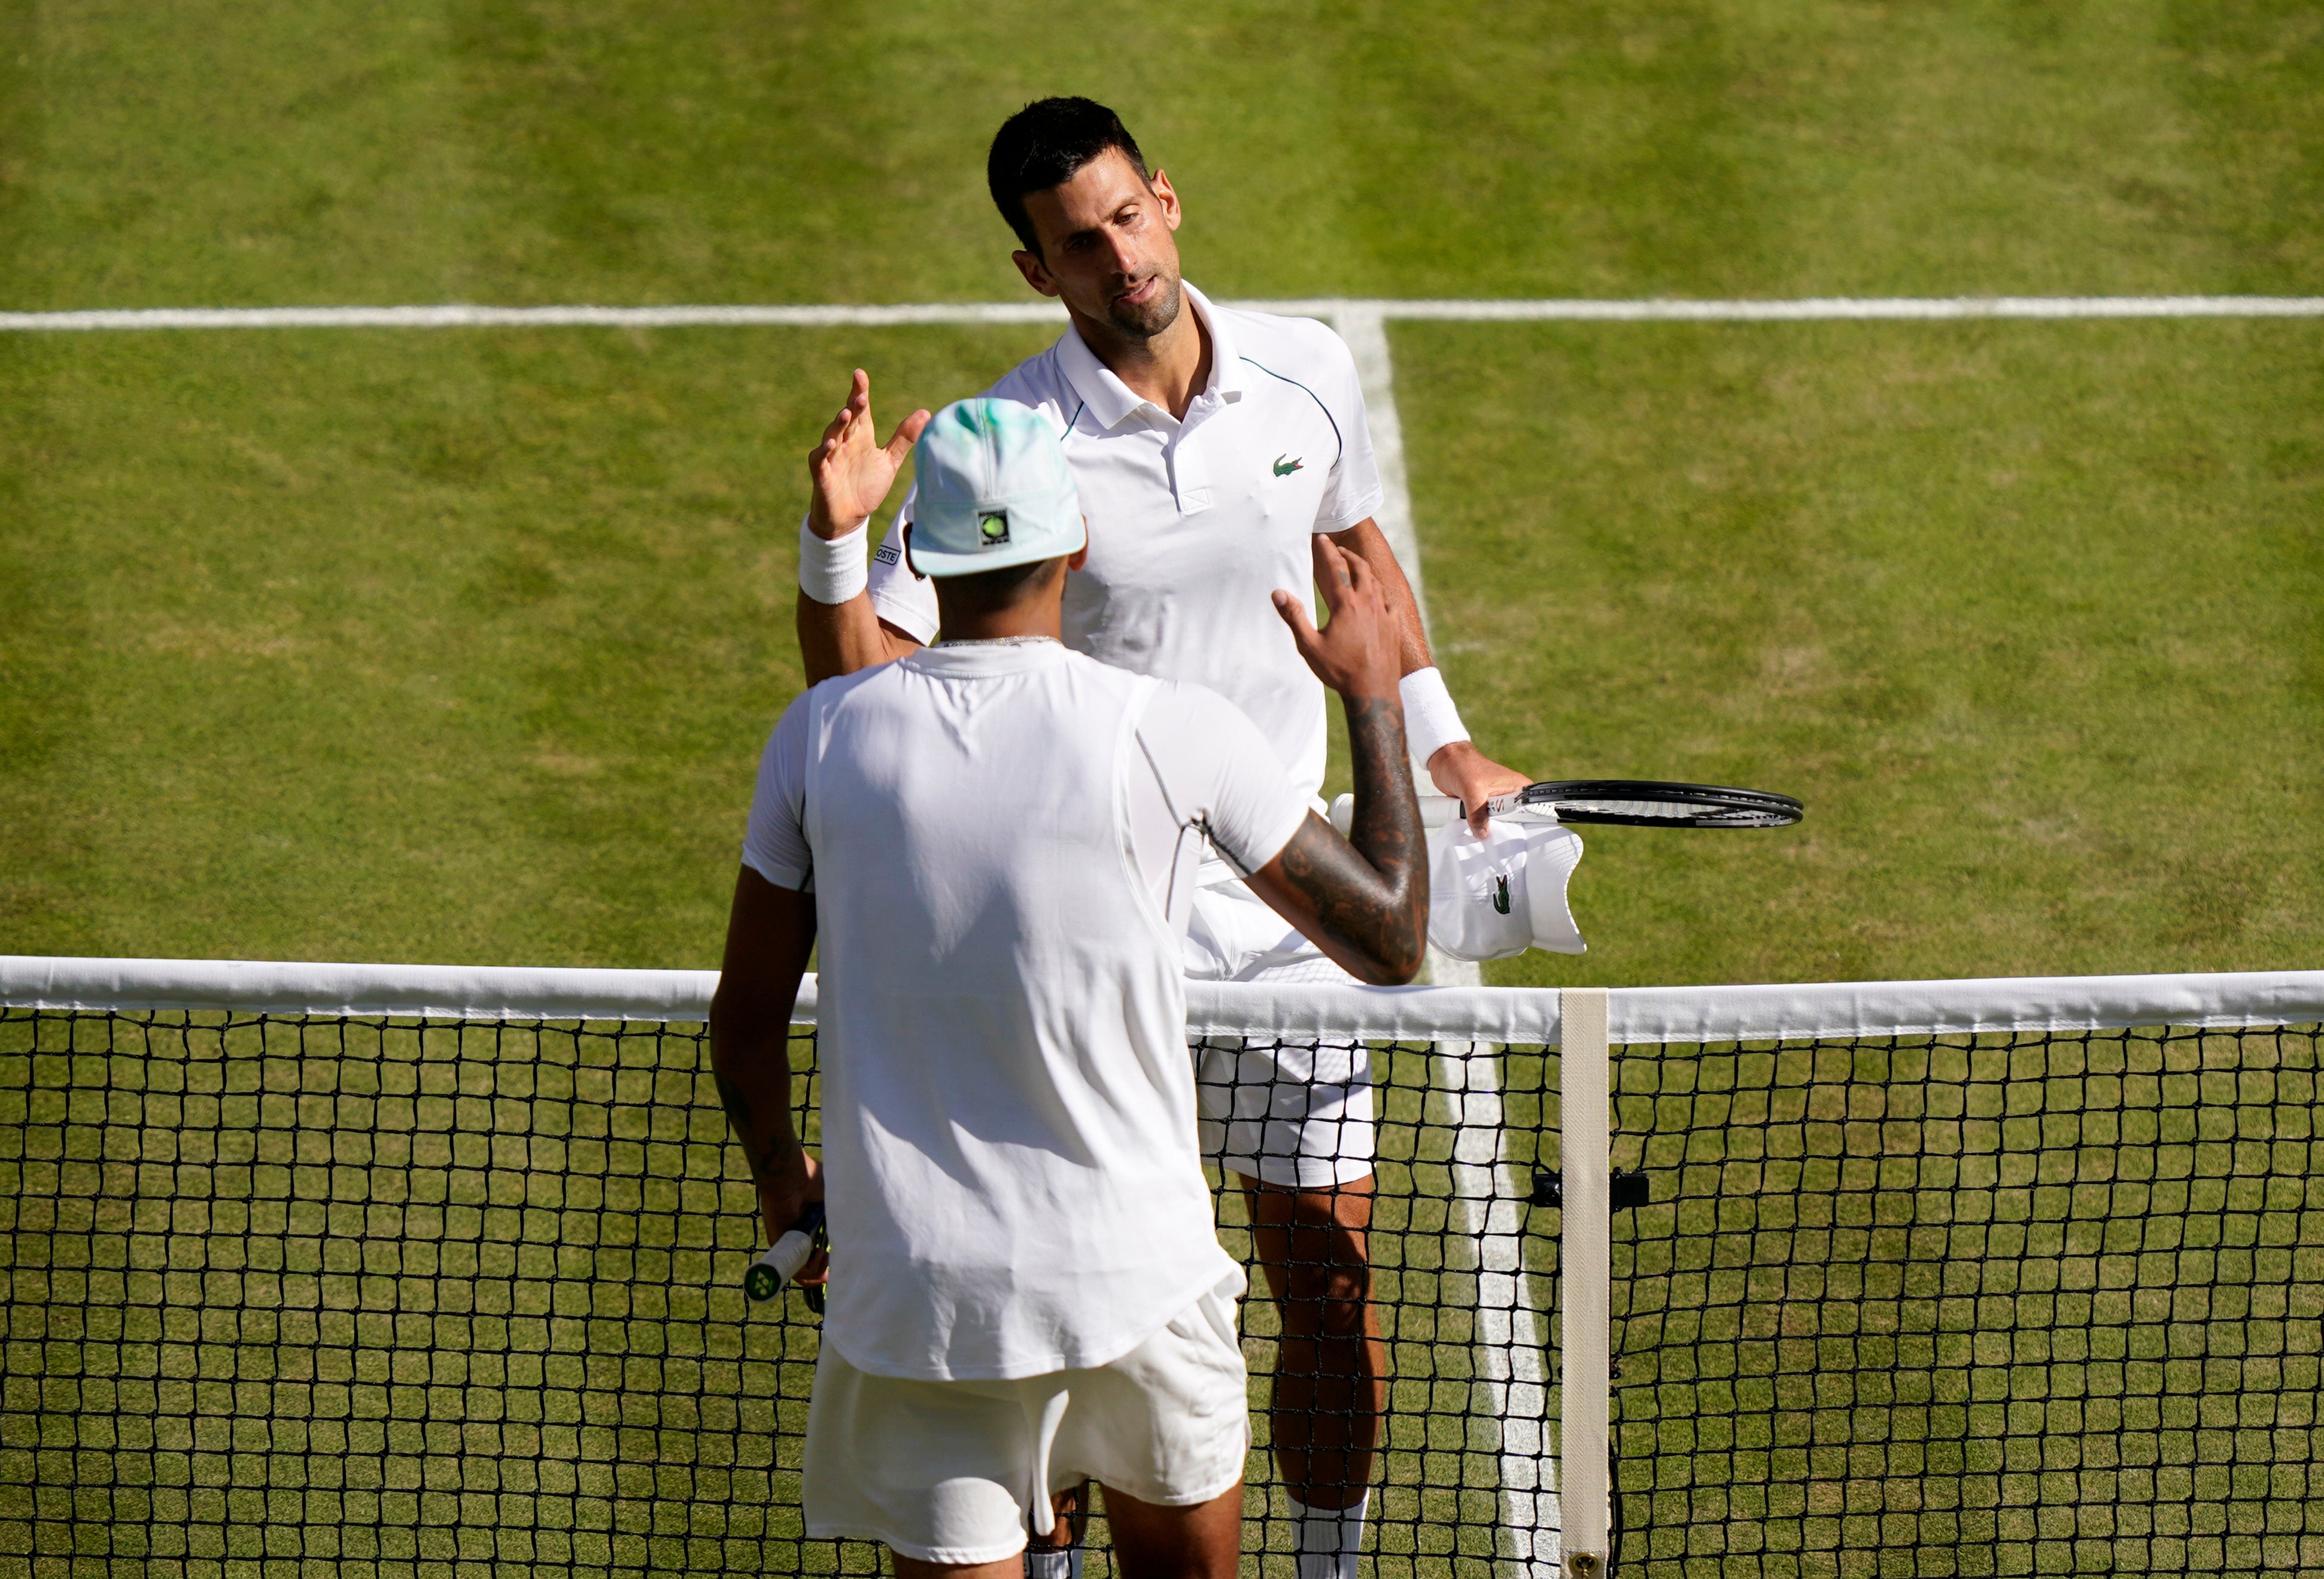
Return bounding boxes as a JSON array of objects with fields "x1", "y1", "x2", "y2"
[
  {"x1": 801, "y1": 1349, "x2": 1036, "y2": 1566},
  {"x1": 1052, "y1": 1280, "x2": 1248, "y2": 1511},
  {"x1": 1100, "y1": 1479, "x2": 1243, "y2": 1579},
  {"x1": 1235, "y1": 1171, "x2": 1377, "y2": 1306},
  {"x1": 891, "y1": 1556, "x2": 1021, "y2": 1579}
]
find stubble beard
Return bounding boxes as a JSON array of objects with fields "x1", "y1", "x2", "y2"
[{"x1": 1103, "y1": 269, "x2": 1184, "y2": 341}]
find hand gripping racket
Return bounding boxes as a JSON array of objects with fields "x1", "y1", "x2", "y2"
[
  {"x1": 1469, "y1": 780, "x2": 1803, "y2": 829},
  {"x1": 745, "y1": 1201, "x2": 827, "y2": 1307}
]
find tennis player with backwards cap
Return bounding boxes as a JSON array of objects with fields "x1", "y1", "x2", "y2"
[
  {"x1": 789, "y1": 97, "x2": 1531, "y2": 1579},
  {"x1": 710, "y1": 399, "x2": 1425, "y2": 1579}
]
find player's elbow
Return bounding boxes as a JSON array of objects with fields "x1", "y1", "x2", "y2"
[
  {"x1": 1378, "y1": 939, "x2": 1429, "y2": 986},
  {"x1": 1347, "y1": 955, "x2": 1421, "y2": 988},
  {"x1": 1344, "y1": 914, "x2": 1427, "y2": 986},
  {"x1": 709, "y1": 979, "x2": 783, "y2": 1064}
]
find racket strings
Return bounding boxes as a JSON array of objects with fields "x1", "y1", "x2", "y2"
[{"x1": 1495, "y1": 780, "x2": 1805, "y2": 829}]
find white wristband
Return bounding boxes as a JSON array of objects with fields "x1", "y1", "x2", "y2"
[
  {"x1": 798, "y1": 513, "x2": 870, "y2": 605},
  {"x1": 1399, "y1": 666, "x2": 1470, "y2": 765}
]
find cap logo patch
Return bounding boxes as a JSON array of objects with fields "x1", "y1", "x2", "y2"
[
  {"x1": 1493, "y1": 874, "x2": 1512, "y2": 915},
  {"x1": 977, "y1": 510, "x2": 1011, "y2": 546}
]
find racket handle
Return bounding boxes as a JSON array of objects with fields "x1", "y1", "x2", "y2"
[{"x1": 744, "y1": 1201, "x2": 827, "y2": 1302}]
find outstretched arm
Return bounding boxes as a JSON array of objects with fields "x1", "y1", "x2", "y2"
[
  {"x1": 1327, "y1": 518, "x2": 1530, "y2": 833},
  {"x1": 708, "y1": 865, "x2": 822, "y2": 1246},
  {"x1": 1243, "y1": 538, "x2": 1429, "y2": 985},
  {"x1": 795, "y1": 369, "x2": 930, "y2": 684}
]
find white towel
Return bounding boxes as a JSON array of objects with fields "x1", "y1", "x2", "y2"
[{"x1": 1423, "y1": 813, "x2": 1586, "y2": 961}]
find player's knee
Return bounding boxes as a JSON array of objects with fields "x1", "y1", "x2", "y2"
[{"x1": 1281, "y1": 1259, "x2": 1372, "y2": 1337}]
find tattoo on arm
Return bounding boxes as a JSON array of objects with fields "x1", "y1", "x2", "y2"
[{"x1": 1274, "y1": 694, "x2": 1427, "y2": 981}]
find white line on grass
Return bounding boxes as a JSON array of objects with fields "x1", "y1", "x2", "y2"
[
  {"x1": 3, "y1": 294, "x2": 2319, "y2": 332},
  {"x1": 1320, "y1": 293, "x2": 2324, "y2": 323},
  {"x1": 1330, "y1": 304, "x2": 1559, "y2": 1574}
]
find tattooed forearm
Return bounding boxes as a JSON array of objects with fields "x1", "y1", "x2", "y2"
[
  {"x1": 1261, "y1": 693, "x2": 1427, "y2": 983},
  {"x1": 715, "y1": 1065, "x2": 797, "y2": 1185},
  {"x1": 1342, "y1": 695, "x2": 1424, "y2": 889}
]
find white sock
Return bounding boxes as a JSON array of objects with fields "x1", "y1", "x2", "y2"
[
  {"x1": 1290, "y1": 1491, "x2": 1369, "y2": 1579},
  {"x1": 1023, "y1": 1548, "x2": 1072, "y2": 1579}
]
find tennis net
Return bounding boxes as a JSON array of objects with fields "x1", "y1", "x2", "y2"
[{"x1": 2, "y1": 958, "x2": 2318, "y2": 1578}]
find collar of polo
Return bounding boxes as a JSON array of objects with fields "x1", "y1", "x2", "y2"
[{"x1": 1056, "y1": 280, "x2": 1245, "y2": 431}]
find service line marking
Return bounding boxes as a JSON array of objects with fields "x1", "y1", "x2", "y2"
[{"x1": 2, "y1": 294, "x2": 2319, "y2": 332}]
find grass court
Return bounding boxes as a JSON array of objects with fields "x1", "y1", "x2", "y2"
[{"x1": 4, "y1": 1, "x2": 2319, "y2": 987}]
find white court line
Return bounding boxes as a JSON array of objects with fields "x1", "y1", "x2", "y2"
[
  {"x1": 1322, "y1": 294, "x2": 2324, "y2": 323},
  {"x1": 2, "y1": 294, "x2": 2319, "y2": 332},
  {"x1": 1330, "y1": 304, "x2": 1559, "y2": 1575}
]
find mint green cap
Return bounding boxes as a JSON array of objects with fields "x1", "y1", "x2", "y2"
[{"x1": 907, "y1": 399, "x2": 1086, "y2": 576}]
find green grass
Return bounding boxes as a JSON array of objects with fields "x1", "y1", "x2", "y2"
[
  {"x1": 1401, "y1": 318, "x2": 2323, "y2": 987},
  {"x1": 7, "y1": 2, "x2": 2320, "y2": 308},
  {"x1": 2, "y1": 1, "x2": 2320, "y2": 977},
  {"x1": 1, "y1": 326, "x2": 1047, "y2": 965}
]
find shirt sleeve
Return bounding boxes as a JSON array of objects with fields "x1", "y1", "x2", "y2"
[
  {"x1": 740, "y1": 693, "x2": 815, "y2": 891},
  {"x1": 866, "y1": 482, "x2": 941, "y2": 645},
  {"x1": 1311, "y1": 327, "x2": 1385, "y2": 535},
  {"x1": 1135, "y1": 682, "x2": 1313, "y2": 877}
]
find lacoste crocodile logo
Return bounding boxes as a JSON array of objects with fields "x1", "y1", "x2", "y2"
[{"x1": 1272, "y1": 454, "x2": 1304, "y2": 477}]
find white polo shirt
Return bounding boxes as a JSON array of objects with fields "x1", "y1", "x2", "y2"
[{"x1": 867, "y1": 283, "x2": 1384, "y2": 803}]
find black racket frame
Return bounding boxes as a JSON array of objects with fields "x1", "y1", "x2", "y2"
[{"x1": 1487, "y1": 779, "x2": 1804, "y2": 830}]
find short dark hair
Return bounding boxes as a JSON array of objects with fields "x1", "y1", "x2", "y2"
[
  {"x1": 987, "y1": 98, "x2": 1149, "y2": 256},
  {"x1": 925, "y1": 552, "x2": 1068, "y2": 621}
]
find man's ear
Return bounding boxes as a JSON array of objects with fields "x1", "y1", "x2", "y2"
[
  {"x1": 1011, "y1": 248, "x2": 1060, "y2": 298},
  {"x1": 1149, "y1": 168, "x2": 1182, "y2": 233}
]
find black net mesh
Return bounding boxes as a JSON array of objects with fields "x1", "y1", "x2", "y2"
[
  {"x1": 3, "y1": 1006, "x2": 2317, "y2": 1578},
  {"x1": 0, "y1": 1010, "x2": 1551, "y2": 1579},
  {"x1": 1611, "y1": 1024, "x2": 2324, "y2": 1578}
]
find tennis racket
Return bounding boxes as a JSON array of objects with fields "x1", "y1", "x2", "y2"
[
  {"x1": 1335, "y1": 781, "x2": 1804, "y2": 837},
  {"x1": 745, "y1": 1201, "x2": 827, "y2": 1305},
  {"x1": 1466, "y1": 780, "x2": 1803, "y2": 829}
]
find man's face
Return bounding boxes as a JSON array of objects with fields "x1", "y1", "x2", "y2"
[{"x1": 1013, "y1": 148, "x2": 1185, "y2": 340}]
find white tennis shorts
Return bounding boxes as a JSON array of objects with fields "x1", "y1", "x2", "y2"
[
  {"x1": 801, "y1": 1277, "x2": 1250, "y2": 1564},
  {"x1": 1184, "y1": 875, "x2": 1373, "y2": 1189}
]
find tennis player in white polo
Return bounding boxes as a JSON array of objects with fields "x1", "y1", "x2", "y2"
[
  {"x1": 789, "y1": 99, "x2": 1530, "y2": 1578},
  {"x1": 711, "y1": 398, "x2": 1426, "y2": 1579}
]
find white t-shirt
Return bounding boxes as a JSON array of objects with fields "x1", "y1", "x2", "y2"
[
  {"x1": 866, "y1": 284, "x2": 1384, "y2": 804},
  {"x1": 746, "y1": 648, "x2": 1311, "y2": 912},
  {"x1": 741, "y1": 639, "x2": 1308, "y2": 1381}
]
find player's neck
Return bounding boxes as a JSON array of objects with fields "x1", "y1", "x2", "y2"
[
  {"x1": 931, "y1": 594, "x2": 1065, "y2": 644},
  {"x1": 1071, "y1": 299, "x2": 1212, "y2": 423}
]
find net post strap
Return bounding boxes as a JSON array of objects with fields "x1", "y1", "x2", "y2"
[{"x1": 1557, "y1": 988, "x2": 1611, "y2": 1575}]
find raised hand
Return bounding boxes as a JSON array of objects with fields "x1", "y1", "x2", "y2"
[
  {"x1": 1271, "y1": 536, "x2": 1401, "y2": 703},
  {"x1": 807, "y1": 369, "x2": 931, "y2": 540}
]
